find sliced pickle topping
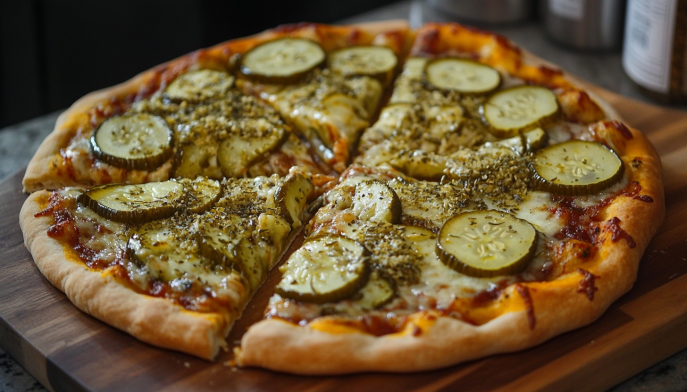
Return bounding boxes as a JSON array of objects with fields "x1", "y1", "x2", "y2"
[
  {"x1": 480, "y1": 86, "x2": 559, "y2": 138},
  {"x1": 79, "y1": 181, "x2": 184, "y2": 224},
  {"x1": 425, "y1": 58, "x2": 501, "y2": 94},
  {"x1": 353, "y1": 271, "x2": 395, "y2": 309},
  {"x1": 179, "y1": 177, "x2": 222, "y2": 213},
  {"x1": 351, "y1": 180, "x2": 402, "y2": 224},
  {"x1": 328, "y1": 46, "x2": 398, "y2": 85},
  {"x1": 531, "y1": 140, "x2": 624, "y2": 195},
  {"x1": 91, "y1": 113, "x2": 173, "y2": 171},
  {"x1": 218, "y1": 129, "x2": 287, "y2": 178},
  {"x1": 275, "y1": 235, "x2": 370, "y2": 304},
  {"x1": 274, "y1": 174, "x2": 314, "y2": 228},
  {"x1": 489, "y1": 127, "x2": 548, "y2": 155},
  {"x1": 196, "y1": 213, "x2": 263, "y2": 291},
  {"x1": 164, "y1": 69, "x2": 234, "y2": 102},
  {"x1": 240, "y1": 38, "x2": 325, "y2": 84},
  {"x1": 389, "y1": 151, "x2": 448, "y2": 182},
  {"x1": 436, "y1": 210, "x2": 537, "y2": 278}
]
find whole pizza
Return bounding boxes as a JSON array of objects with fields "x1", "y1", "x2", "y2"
[{"x1": 19, "y1": 20, "x2": 664, "y2": 373}]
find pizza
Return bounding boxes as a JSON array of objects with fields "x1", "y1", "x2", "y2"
[{"x1": 19, "y1": 20, "x2": 664, "y2": 374}]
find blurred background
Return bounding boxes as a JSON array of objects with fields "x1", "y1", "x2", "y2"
[{"x1": 0, "y1": 0, "x2": 685, "y2": 128}]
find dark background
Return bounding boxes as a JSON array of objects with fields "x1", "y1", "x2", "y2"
[{"x1": 0, "y1": 0, "x2": 401, "y2": 128}]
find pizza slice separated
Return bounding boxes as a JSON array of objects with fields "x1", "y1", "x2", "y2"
[
  {"x1": 20, "y1": 172, "x2": 317, "y2": 359},
  {"x1": 235, "y1": 25, "x2": 409, "y2": 172}
]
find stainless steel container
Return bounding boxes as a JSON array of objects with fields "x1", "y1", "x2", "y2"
[
  {"x1": 542, "y1": 0, "x2": 625, "y2": 51},
  {"x1": 427, "y1": 0, "x2": 534, "y2": 24}
]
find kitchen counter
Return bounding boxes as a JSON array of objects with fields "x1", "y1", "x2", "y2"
[{"x1": 1, "y1": 1, "x2": 686, "y2": 391}]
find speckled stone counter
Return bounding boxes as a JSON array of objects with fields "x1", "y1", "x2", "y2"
[{"x1": 1, "y1": 2, "x2": 686, "y2": 391}]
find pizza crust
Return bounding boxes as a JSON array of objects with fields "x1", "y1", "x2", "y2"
[
  {"x1": 238, "y1": 123, "x2": 664, "y2": 373},
  {"x1": 237, "y1": 34, "x2": 665, "y2": 373},
  {"x1": 20, "y1": 191, "x2": 232, "y2": 360}
]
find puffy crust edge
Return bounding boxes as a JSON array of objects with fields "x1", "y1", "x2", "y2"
[
  {"x1": 22, "y1": 19, "x2": 411, "y2": 193},
  {"x1": 19, "y1": 191, "x2": 232, "y2": 360},
  {"x1": 238, "y1": 121, "x2": 664, "y2": 373}
]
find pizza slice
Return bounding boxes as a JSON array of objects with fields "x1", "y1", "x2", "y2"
[
  {"x1": 356, "y1": 23, "x2": 610, "y2": 182},
  {"x1": 22, "y1": 38, "x2": 339, "y2": 193},
  {"x1": 20, "y1": 172, "x2": 318, "y2": 359},
  {"x1": 234, "y1": 22, "x2": 410, "y2": 172}
]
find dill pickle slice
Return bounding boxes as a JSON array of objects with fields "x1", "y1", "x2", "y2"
[
  {"x1": 164, "y1": 69, "x2": 234, "y2": 102},
  {"x1": 196, "y1": 213, "x2": 264, "y2": 291},
  {"x1": 179, "y1": 177, "x2": 222, "y2": 213},
  {"x1": 274, "y1": 173, "x2": 314, "y2": 228},
  {"x1": 480, "y1": 86, "x2": 560, "y2": 138},
  {"x1": 275, "y1": 235, "x2": 370, "y2": 304},
  {"x1": 78, "y1": 181, "x2": 184, "y2": 224},
  {"x1": 389, "y1": 151, "x2": 448, "y2": 182},
  {"x1": 353, "y1": 271, "x2": 395, "y2": 309},
  {"x1": 328, "y1": 46, "x2": 398, "y2": 85},
  {"x1": 239, "y1": 38, "x2": 325, "y2": 84},
  {"x1": 490, "y1": 127, "x2": 548, "y2": 155},
  {"x1": 425, "y1": 58, "x2": 501, "y2": 94},
  {"x1": 531, "y1": 140, "x2": 624, "y2": 195},
  {"x1": 91, "y1": 113, "x2": 173, "y2": 171},
  {"x1": 351, "y1": 180, "x2": 403, "y2": 224},
  {"x1": 217, "y1": 129, "x2": 288, "y2": 178},
  {"x1": 436, "y1": 210, "x2": 537, "y2": 278}
]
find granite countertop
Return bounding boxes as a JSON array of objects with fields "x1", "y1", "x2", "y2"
[{"x1": 2, "y1": 1, "x2": 687, "y2": 391}]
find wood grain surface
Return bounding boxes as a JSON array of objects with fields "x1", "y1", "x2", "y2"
[{"x1": 1, "y1": 86, "x2": 686, "y2": 392}]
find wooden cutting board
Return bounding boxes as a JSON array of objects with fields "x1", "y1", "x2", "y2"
[{"x1": 1, "y1": 86, "x2": 686, "y2": 392}]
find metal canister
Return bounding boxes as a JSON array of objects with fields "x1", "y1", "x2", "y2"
[
  {"x1": 542, "y1": 0, "x2": 626, "y2": 51},
  {"x1": 427, "y1": 0, "x2": 534, "y2": 24}
]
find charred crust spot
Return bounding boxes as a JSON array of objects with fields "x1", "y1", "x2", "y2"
[
  {"x1": 606, "y1": 217, "x2": 636, "y2": 248},
  {"x1": 577, "y1": 268, "x2": 598, "y2": 301}
]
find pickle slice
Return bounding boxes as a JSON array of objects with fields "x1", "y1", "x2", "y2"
[
  {"x1": 328, "y1": 46, "x2": 398, "y2": 85},
  {"x1": 79, "y1": 181, "x2": 184, "y2": 224},
  {"x1": 353, "y1": 271, "x2": 395, "y2": 309},
  {"x1": 275, "y1": 235, "x2": 370, "y2": 304},
  {"x1": 274, "y1": 174, "x2": 314, "y2": 228},
  {"x1": 390, "y1": 151, "x2": 448, "y2": 182},
  {"x1": 491, "y1": 127, "x2": 548, "y2": 155},
  {"x1": 531, "y1": 140, "x2": 624, "y2": 195},
  {"x1": 351, "y1": 180, "x2": 403, "y2": 224},
  {"x1": 436, "y1": 210, "x2": 537, "y2": 278},
  {"x1": 425, "y1": 58, "x2": 501, "y2": 94},
  {"x1": 164, "y1": 69, "x2": 234, "y2": 102},
  {"x1": 240, "y1": 38, "x2": 325, "y2": 84},
  {"x1": 91, "y1": 113, "x2": 173, "y2": 171},
  {"x1": 196, "y1": 213, "x2": 264, "y2": 290},
  {"x1": 218, "y1": 129, "x2": 287, "y2": 178},
  {"x1": 480, "y1": 86, "x2": 559, "y2": 138},
  {"x1": 172, "y1": 142, "x2": 223, "y2": 180},
  {"x1": 179, "y1": 177, "x2": 222, "y2": 213}
]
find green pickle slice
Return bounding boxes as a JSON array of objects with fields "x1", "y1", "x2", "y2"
[
  {"x1": 275, "y1": 235, "x2": 370, "y2": 304},
  {"x1": 425, "y1": 58, "x2": 501, "y2": 94},
  {"x1": 328, "y1": 46, "x2": 398, "y2": 85},
  {"x1": 91, "y1": 113, "x2": 173, "y2": 171},
  {"x1": 353, "y1": 271, "x2": 395, "y2": 309},
  {"x1": 531, "y1": 140, "x2": 624, "y2": 195},
  {"x1": 436, "y1": 210, "x2": 537, "y2": 278},
  {"x1": 164, "y1": 69, "x2": 234, "y2": 102},
  {"x1": 480, "y1": 85, "x2": 559, "y2": 138},
  {"x1": 78, "y1": 181, "x2": 184, "y2": 224},
  {"x1": 178, "y1": 177, "x2": 222, "y2": 213},
  {"x1": 350, "y1": 180, "x2": 403, "y2": 224},
  {"x1": 239, "y1": 38, "x2": 325, "y2": 84}
]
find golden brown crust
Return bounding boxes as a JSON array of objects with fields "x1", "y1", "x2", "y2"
[
  {"x1": 237, "y1": 23, "x2": 665, "y2": 374},
  {"x1": 19, "y1": 191, "x2": 232, "y2": 360}
]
